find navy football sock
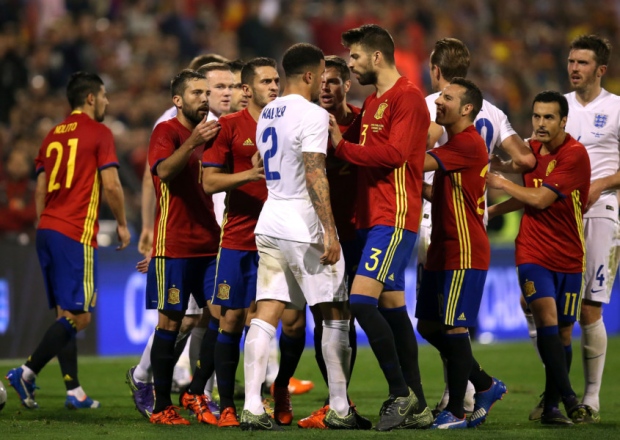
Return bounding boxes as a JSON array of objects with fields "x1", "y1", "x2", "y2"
[
  {"x1": 151, "y1": 327, "x2": 178, "y2": 413},
  {"x1": 274, "y1": 331, "x2": 305, "y2": 388},
  {"x1": 188, "y1": 317, "x2": 219, "y2": 395},
  {"x1": 215, "y1": 330, "x2": 242, "y2": 410},
  {"x1": 25, "y1": 317, "x2": 77, "y2": 375},
  {"x1": 57, "y1": 335, "x2": 80, "y2": 390}
]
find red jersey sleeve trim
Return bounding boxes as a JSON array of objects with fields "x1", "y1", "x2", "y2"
[
  {"x1": 427, "y1": 151, "x2": 446, "y2": 171},
  {"x1": 542, "y1": 182, "x2": 566, "y2": 199},
  {"x1": 98, "y1": 162, "x2": 119, "y2": 171},
  {"x1": 202, "y1": 162, "x2": 225, "y2": 168},
  {"x1": 151, "y1": 158, "x2": 165, "y2": 175},
  {"x1": 36, "y1": 166, "x2": 45, "y2": 175}
]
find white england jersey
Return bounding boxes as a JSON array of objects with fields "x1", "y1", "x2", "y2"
[
  {"x1": 421, "y1": 93, "x2": 517, "y2": 226},
  {"x1": 254, "y1": 94, "x2": 330, "y2": 243},
  {"x1": 565, "y1": 89, "x2": 620, "y2": 219}
]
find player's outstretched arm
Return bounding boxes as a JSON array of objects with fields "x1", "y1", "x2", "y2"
[
  {"x1": 487, "y1": 197, "x2": 525, "y2": 220},
  {"x1": 34, "y1": 171, "x2": 46, "y2": 224},
  {"x1": 101, "y1": 167, "x2": 131, "y2": 250},
  {"x1": 491, "y1": 135, "x2": 536, "y2": 174},
  {"x1": 138, "y1": 162, "x2": 155, "y2": 257},
  {"x1": 303, "y1": 152, "x2": 340, "y2": 265},
  {"x1": 202, "y1": 151, "x2": 264, "y2": 194},
  {"x1": 486, "y1": 171, "x2": 557, "y2": 210}
]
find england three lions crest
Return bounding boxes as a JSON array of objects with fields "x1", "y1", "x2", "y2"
[{"x1": 594, "y1": 113, "x2": 608, "y2": 128}]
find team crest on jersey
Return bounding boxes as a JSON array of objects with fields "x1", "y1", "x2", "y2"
[
  {"x1": 217, "y1": 283, "x2": 231, "y2": 300},
  {"x1": 168, "y1": 287, "x2": 180, "y2": 304},
  {"x1": 90, "y1": 290, "x2": 97, "y2": 307},
  {"x1": 374, "y1": 102, "x2": 388, "y2": 119},
  {"x1": 594, "y1": 113, "x2": 608, "y2": 128},
  {"x1": 523, "y1": 280, "x2": 536, "y2": 297},
  {"x1": 546, "y1": 160, "x2": 556, "y2": 176}
]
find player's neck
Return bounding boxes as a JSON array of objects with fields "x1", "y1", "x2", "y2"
[
  {"x1": 375, "y1": 68, "x2": 401, "y2": 98},
  {"x1": 248, "y1": 102, "x2": 262, "y2": 121},
  {"x1": 330, "y1": 102, "x2": 353, "y2": 126},
  {"x1": 74, "y1": 105, "x2": 95, "y2": 121},
  {"x1": 282, "y1": 85, "x2": 311, "y2": 101},
  {"x1": 542, "y1": 132, "x2": 567, "y2": 153},
  {"x1": 176, "y1": 112, "x2": 198, "y2": 132},
  {"x1": 575, "y1": 83, "x2": 602, "y2": 106},
  {"x1": 445, "y1": 119, "x2": 472, "y2": 139}
]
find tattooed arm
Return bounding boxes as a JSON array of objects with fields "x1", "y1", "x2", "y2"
[{"x1": 303, "y1": 152, "x2": 341, "y2": 265}]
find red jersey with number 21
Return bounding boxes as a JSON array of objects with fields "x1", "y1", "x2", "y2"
[{"x1": 35, "y1": 111, "x2": 119, "y2": 248}]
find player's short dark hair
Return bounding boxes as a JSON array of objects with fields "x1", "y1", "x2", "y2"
[
  {"x1": 569, "y1": 35, "x2": 612, "y2": 66},
  {"x1": 325, "y1": 55, "x2": 350, "y2": 82},
  {"x1": 341, "y1": 24, "x2": 395, "y2": 65},
  {"x1": 188, "y1": 53, "x2": 229, "y2": 70},
  {"x1": 282, "y1": 43, "x2": 324, "y2": 77},
  {"x1": 430, "y1": 38, "x2": 470, "y2": 81},
  {"x1": 227, "y1": 59, "x2": 245, "y2": 74},
  {"x1": 241, "y1": 57, "x2": 278, "y2": 86},
  {"x1": 66, "y1": 72, "x2": 104, "y2": 109},
  {"x1": 451, "y1": 77, "x2": 482, "y2": 121},
  {"x1": 170, "y1": 69, "x2": 206, "y2": 98},
  {"x1": 195, "y1": 62, "x2": 232, "y2": 76},
  {"x1": 532, "y1": 90, "x2": 569, "y2": 119}
]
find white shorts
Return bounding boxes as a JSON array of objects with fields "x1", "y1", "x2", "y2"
[
  {"x1": 584, "y1": 217, "x2": 620, "y2": 303},
  {"x1": 186, "y1": 295, "x2": 203, "y2": 315},
  {"x1": 255, "y1": 234, "x2": 347, "y2": 310}
]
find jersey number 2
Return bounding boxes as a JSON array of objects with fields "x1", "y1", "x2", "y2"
[
  {"x1": 262, "y1": 127, "x2": 281, "y2": 181},
  {"x1": 46, "y1": 138, "x2": 78, "y2": 192}
]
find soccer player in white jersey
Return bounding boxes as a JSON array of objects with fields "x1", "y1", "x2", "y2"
[
  {"x1": 420, "y1": 38, "x2": 535, "y2": 415},
  {"x1": 241, "y1": 43, "x2": 365, "y2": 431}
]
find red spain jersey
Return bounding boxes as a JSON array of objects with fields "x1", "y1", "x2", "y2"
[
  {"x1": 335, "y1": 77, "x2": 429, "y2": 232},
  {"x1": 516, "y1": 135, "x2": 590, "y2": 273},
  {"x1": 327, "y1": 103, "x2": 361, "y2": 242},
  {"x1": 35, "y1": 111, "x2": 119, "y2": 248},
  {"x1": 149, "y1": 117, "x2": 219, "y2": 258},
  {"x1": 202, "y1": 109, "x2": 266, "y2": 251},
  {"x1": 426, "y1": 125, "x2": 490, "y2": 270}
]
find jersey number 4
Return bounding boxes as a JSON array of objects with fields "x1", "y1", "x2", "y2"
[
  {"x1": 46, "y1": 138, "x2": 78, "y2": 192},
  {"x1": 262, "y1": 127, "x2": 281, "y2": 181}
]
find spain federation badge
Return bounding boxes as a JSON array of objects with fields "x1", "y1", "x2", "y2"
[
  {"x1": 217, "y1": 283, "x2": 231, "y2": 300},
  {"x1": 168, "y1": 287, "x2": 180, "y2": 304},
  {"x1": 523, "y1": 280, "x2": 536, "y2": 298},
  {"x1": 374, "y1": 102, "x2": 388, "y2": 119},
  {"x1": 594, "y1": 113, "x2": 608, "y2": 128}
]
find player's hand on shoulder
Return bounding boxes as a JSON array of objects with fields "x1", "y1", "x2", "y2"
[
  {"x1": 320, "y1": 231, "x2": 341, "y2": 266},
  {"x1": 116, "y1": 224, "x2": 131, "y2": 250}
]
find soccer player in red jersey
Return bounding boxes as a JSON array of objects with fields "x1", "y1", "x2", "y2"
[
  {"x1": 6, "y1": 72, "x2": 130, "y2": 410},
  {"x1": 487, "y1": 91, "x2": 591, "y2": 425},
  {"x1": 200, "y1": 57, "x2": 277, "y2": 427},
  {"x1": 415, "y1": 78, "x2": 505, "y2": 429},
  {"x1": 328, "y1": 24, "x2": 431, "y2": 431},
  {"x1": 145, "y1": 69, "x2": 221, "y2": 425},
  {"x1": 298, "y1": 54, "x2": 366, "y2": 430}
]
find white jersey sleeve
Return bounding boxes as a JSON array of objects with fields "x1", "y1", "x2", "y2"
[
  {"x1": 565, "y1": 89, "x2": 620, "y2": 219},
  {"x1": 475, "y1": 99, "x2": 517, "y2": 153},
  {"x1": 255, "y1": 95, "x2": 329, "y2": 243},
  {"x1": 153, "y1": 106, "x2": 177, "y2": 129}
]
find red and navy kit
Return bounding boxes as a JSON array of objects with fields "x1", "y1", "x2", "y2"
[
  {"x1": 327, "y1": 103, "x2": 361, "y2": 242},
  {"x1": 426, "y1": 125, "x2": 490, "y2": 271},
  {"x1": 334, "y1": 77, "x2": 429, "y2": 233},
  {"x1": 149, "y1": 117, "x2": 219, "y2": 258},
  {"x1": 202, "y1": 108, "x2": 266, "y2": 251},
  {"x1": 35, "y1": 111, "x2": 119, "y2": 247},
  {"x1": 516, "y1": 135, "x2": 590, "y2": 273}
]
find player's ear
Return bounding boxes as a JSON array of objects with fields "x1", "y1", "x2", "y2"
[
  {"x1": 303, "y1": 71, "x2": 313, "y2": 85},
  {"x1": 597, "y1": 64, "x2": 607, "y2": 78},
  {"x1": 172, "y1": 95, "x2": 183, "y2": 109},
  {"x1": 242, "y1": 84, "x2": 252, "y2": 98},
  {"x1": 85, "y1": 92, "x2": 96, "y2": 107},
  {"x1": 373, "y1": 51, "x2": 381, "y2": 65},
  {"x1": 560, "y1": 116, "x2": 567, "y2": 128}
]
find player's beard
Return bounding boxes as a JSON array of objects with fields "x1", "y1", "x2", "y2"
[{"x1": 181, "y1": 103, "x2": 206, "y2": 125}]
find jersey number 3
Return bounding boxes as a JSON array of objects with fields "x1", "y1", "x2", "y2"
[
  {"x1": 46, "y1": 138, "x2": 78, "y2": 192},
  {"x1": 262, "y1": 127, "x2": 281, "y2": 181}
]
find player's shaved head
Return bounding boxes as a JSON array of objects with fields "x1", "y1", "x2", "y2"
[
  {"x1": 341, "y1": 24, "x2": 395, "y2": 65},
  {"x1": 431, "y1": 38, "x2": 470, "y2": 81},
  {"x1": 282, "y1": 43, "x2": 324, "y2": 77},
  {"x1": 569, "y1": 35, "x2": 612, "y2": 67}
]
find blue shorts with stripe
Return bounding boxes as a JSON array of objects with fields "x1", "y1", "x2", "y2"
[
  {"x1": 415, "y1": 268, "x2": 487, "y2": 327},
  {"x1": 341, "y1": 239, "x2": 363, "y2": 292},
  {"x1": 211, "y1": 248, "x2": 258, "y2": 309},
  {"x1": 36, "y1": 229, "x2": 98, "y2": 312},
  {"x1": 355, "y1": 225, "x2": 416, "y2": 291},
  {"x1": 146, "y1": 256, "x2": 216, "y2": 311},
  {"x1": 517, "y1": 263, "x2": 583, "y2": 323}
]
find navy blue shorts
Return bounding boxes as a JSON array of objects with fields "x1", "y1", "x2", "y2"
[
  {"x1": 211, "y1": 248, "x2": 258, "y2": 309},
  {"x1": 518, "y1": 263, "x2": 583, "y2": 323},
  {"x1": 355, "y1": 226, "x2": 416, "y2": 291},
  {"x1": 416, "y1": 268, "x2": 487, "y2": 327},
  {"x1": 341, "y1": 239, "x2": 363, "y2": 291},
  {"x1": 146, "y1": 256, "x2": 216, "y2": 311},
  {"x1": 36, "y1": 229, "x2": 98, "y2": 312}
]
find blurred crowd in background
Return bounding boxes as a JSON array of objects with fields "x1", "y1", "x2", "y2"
[{"x1": 1, "y1": 0, "x2": 619, "y2": 244}]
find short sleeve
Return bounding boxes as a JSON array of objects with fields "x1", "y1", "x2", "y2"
[
  {"x1": 148, "y1": 123, "x2": 176, "y2": 175},
  {"x1": 96, "y1": 126, "x2": 120, "y2": 170},
  {"x1": 543, "y1": 145, "x2": 590, "y2": 198},
  {"x1": 300, "y1": 106, "x2": 329, "y2": 155}
]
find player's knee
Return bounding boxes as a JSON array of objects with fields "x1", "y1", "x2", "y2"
[
  {"x1": 579, "y1": 299, "x2": 603, "y2": 325},
  {"x1": 220, "y1": 308, "x2": 246, "y2": 333},
  {"x1": 180, "y1": 315, "x2": 199, "y2": 333}
]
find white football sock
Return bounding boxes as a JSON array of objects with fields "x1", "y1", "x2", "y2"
[
  {"x1": 67, "y1": 386, "x2": 86, "y2": 400},
  {"x1": 322, "y1": 319, "x2": 351, "y2": 417},
  {"x1": 189, "y1": 327, "x2": 206, "y2": 374},
  {"x1": 205, "y1": 372, "x2": 215, "y2": 400},
  {"x1": 134, "y1": 331, "x2": 154, "y2": 383},
  {"x1": 21, "y1": 365, "x2": 36, "y2": 382},
  {"x1": 581, "y1": 318, "x2": 606, "y2": 411},
  {"x1": 244, "y1": 319, "x2": 276, "y2": 415},
  {"x1": 265, "y1": 331, "x2": 279, "y2": 386}
]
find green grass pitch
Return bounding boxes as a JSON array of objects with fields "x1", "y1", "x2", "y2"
[{"x1": 1, "y1": 338, "x2": 619, "y2": 439}]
